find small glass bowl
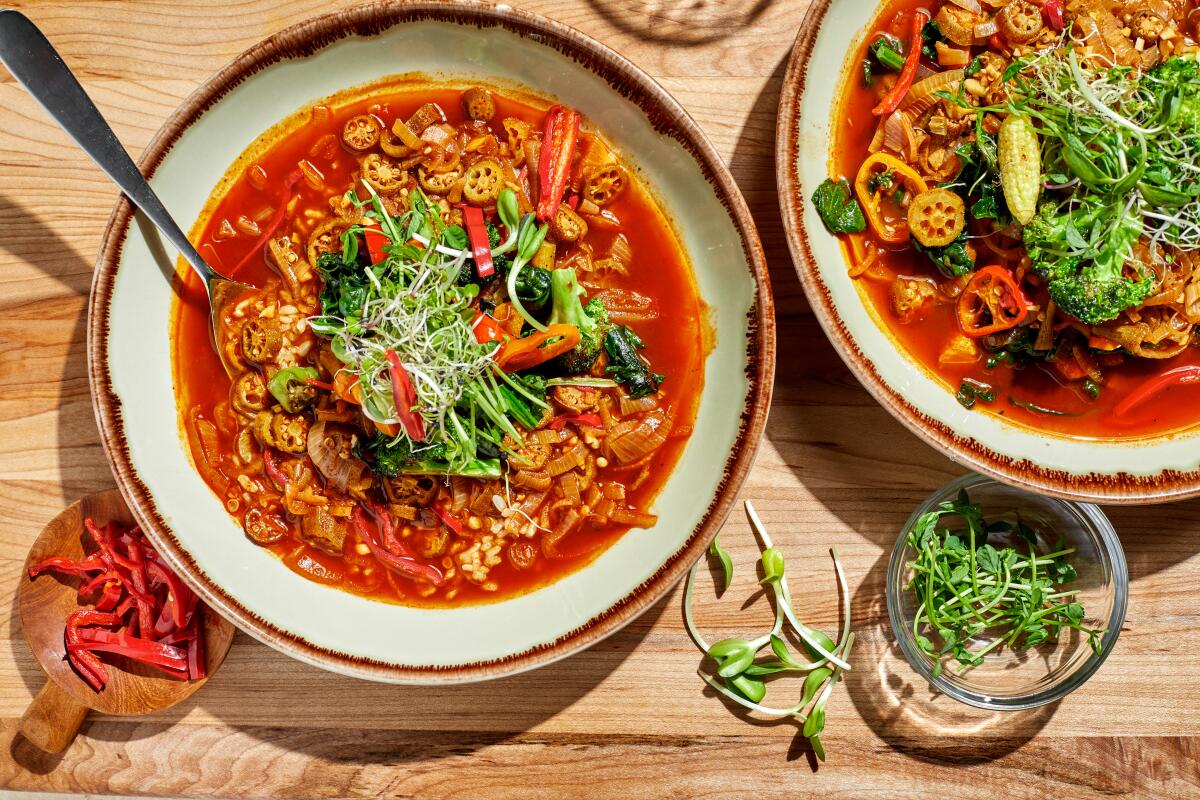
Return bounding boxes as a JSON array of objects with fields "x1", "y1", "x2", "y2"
[{"x1": 886, "y1": 474, "x2": 1128, "y2": 710}]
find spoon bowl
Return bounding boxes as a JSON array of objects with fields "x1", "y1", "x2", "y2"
[{"x1": 18, "y1": 489, "x2": 235, "y2": 752}]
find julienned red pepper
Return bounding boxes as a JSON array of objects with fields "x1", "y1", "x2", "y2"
[
  {"x1": 872, "y1": 10, "x2": 930, "y2": 116},
  {"x1": 433, "y1": 503, "x2": 464, "y2": 535},
  {"x1": 462, "y1": 206, "x2": 495, "y2": 278},
  {"x1": 536, "y1": 105, "x2": 581, "y2": 221},
  {"x1": 1043, "y1": 0, "x2": 1064, "y2": 31},
  {"x1": 363, "y1": 221, "x2": 390, "y2": 264},
  {"x1": 232, "y1": 168, "x2": 303, "y2": 276},
  {"x1": 471, "y1": 311, "x2": 504, "y2": 345},
  {"x1": 548, "y1": 412, "x2": 603, "y2": 431},
  {"x1": 1112, "y1": 366, "x2": 1200, "y2": 419},
  {"x1": 384, "y1": 349, "x2": 426, "y2": 442},
  {"x1": 352, "y1": 506, "x2": 445, "y2": 586},
  {"x1": 30, "y1": 517, "x2": 207, "y2": 691}
]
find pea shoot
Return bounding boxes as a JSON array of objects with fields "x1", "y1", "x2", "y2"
[
  {"x1": 684, "y1": 502, "x2": 854, "y2": 762},
  {"x1": 904, "y1": 489, "x2": 1105, "y2": 678}
]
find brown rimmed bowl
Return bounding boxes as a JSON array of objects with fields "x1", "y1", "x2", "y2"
[
  {"x1": 88, "y1": 1, "x2": 774, "y2": 683},
  {"x1": 777, "y1": 0, "x2": 1200, "y2": 504}
]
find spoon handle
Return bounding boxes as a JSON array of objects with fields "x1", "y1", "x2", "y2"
[
  {"x1": 20, "y1": 680, "x2": 89, "y2": 754},
  {"x1": 0, "y1": 9, "x2": 216, "y2": 288}
]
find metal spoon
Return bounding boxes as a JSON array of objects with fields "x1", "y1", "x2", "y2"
[{"x1": 0, "y1": 9, "x2": 250, "y2": 370}]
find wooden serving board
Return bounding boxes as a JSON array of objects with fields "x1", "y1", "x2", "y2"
[{"x1": 0, "y1": 1, "x2": 1198, "y2": 796}]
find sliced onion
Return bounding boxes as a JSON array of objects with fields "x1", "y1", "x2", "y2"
[
  {"x1": 974, "y1": 19, "x2": 998, "y2": 38},
  {"x1": 900, "y1": 69, "x2": 967, "y2": 118},
  {"x1": 881, "y1": 110, "x2": 908, "y2": 154},
  {"x1": 948, "y1": 0, "x2": 981, "y2": 11}
]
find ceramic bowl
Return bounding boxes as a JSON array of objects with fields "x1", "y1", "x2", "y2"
[
  {"x1": 777, "y1": 0, "x2": 1200, "y2": 504},
  {"x1": 88, "y1": 1, "x2": 774, "y2": 683}
]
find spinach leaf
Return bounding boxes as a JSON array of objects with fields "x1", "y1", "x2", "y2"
[{"x1": 811, "y1": 178, "x2": 867, "y2": 234}]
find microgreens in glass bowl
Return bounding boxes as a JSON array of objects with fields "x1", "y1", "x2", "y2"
[{"x1": 887, "y1": 474, "x2": 1127, "y2": 710}]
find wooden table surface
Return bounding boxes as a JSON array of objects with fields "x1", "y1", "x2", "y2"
[{"x1": 1, "y1": 1, "x2": 1199, "y2": 797}]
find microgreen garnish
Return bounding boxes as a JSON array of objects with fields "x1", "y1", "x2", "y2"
[
  {"x1": 505, "y1": 215, "x2": 551, "y2": 332},
  {"x1": 684, "y1": 502, "x2": 854, "y2": 761},
  {"x1": 905, "y1": 489, "x2": 1104, "y2": 678}
]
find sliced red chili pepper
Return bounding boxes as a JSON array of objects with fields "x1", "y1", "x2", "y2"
[
  {"x1": 873, "y1": 10, "x2": 929, "y2": 116},
  {"x1": 433, "y1": 503, "x2": 464, "y2": 535},
  {"x1": 363, "y1": 220, "x2": 390, "y2": 264},
  {"x1": 463, "y1": 206, "x2": 495, "y2": 278},
  {"x1": 548, "y1": 412, "x2": 602, "y2": 431},
  {"x1": 1043, "y1": 0, "x2": 1064, "y2": 31},
  {"x1": 384, "y1": 349, "x2": 426, "y2": 442},
  {"x1": 537, "y1": 105, "x2": 581, "y2": 221},
  {"x1": 1112, "y1": 366, "x2": 1200, "y2": 419},
  {"x1": 232, "y1": 168, "x2": 303, "y2": 276},
  {"x1": 471, "y1": 311, "x2": 505, "y2": 345},
  {"x1": 305, "y1": 378, "x2": 336, "y2": 391},
  {"x1": 351, "y1": 506, "x2": 445, "y2": 586},
  {"x1": 957, "y1": 265, "x2": 1030, "y2": 338}
]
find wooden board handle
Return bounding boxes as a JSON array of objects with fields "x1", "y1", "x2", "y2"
[{"x1": 19, "y1": 680, "x2": 89, "y2": 753}]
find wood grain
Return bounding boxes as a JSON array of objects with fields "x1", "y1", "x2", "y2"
[{"x1": 0, "y1": 0, "x2": 1198, "y2": 796}]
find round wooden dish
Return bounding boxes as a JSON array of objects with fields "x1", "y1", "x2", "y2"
[{"x1": 18, "y1": 489, "x2": 235, "y2": 753}]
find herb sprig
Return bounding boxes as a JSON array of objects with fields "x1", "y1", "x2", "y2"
[
  {"x1": 684, "y1": 502, "x2": 854, "y2": 762},
  {"x1": 905, "y1": 489, "x2": 1104, "y2": 677}
]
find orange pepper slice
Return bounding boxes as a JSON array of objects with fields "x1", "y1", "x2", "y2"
[{"x1": 494, "y1": 324, "x2": 581, "y2": 372}]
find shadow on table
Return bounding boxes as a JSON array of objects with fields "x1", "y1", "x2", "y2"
[
  {"x1": 40, "y1": 592, "x2": 672, "y2": 767},
  {"x1": 589, "y1": 0, "x2": 776, "y2": 46},
  {"x1": 0, "y1": 190, "x2": 110, "y2": 713}
]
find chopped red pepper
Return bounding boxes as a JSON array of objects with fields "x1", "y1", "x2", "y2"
[
  {"x1": 1043, "y1": 0, "x2": 1064, "y2": 31},
  {"x1": 471, "y1": 311, "x2": 505, "y2": 345},
  {"x1": 232, "y1": 168, "x2": 303, "y2": 276},
  {"x1": 384, "y1": 349, "x2": 426, "y2": 442},
  {"x1": 537, "y1": 105, "x2": 581, "y2": 221},
  {"x1": 1112, "y1": 366, "x2": 1200, "y2": 419},
  {"x1": 957, "y1": 265, "x2": 1030, "y2": 337},
  {"x1": 363, "y1": 220, "x2": 390, "y2": 264},
  {"x1": 433, "y1": 503, "x2": 464, "y2": 535},
  {"x1": 462, "y1": 206, "x2": 495, "y2": 278},
  {"x1": 28, "y1": 553, "x2": 105, "y2": 579},
  {"x1": 352, "y1": 506, "x2": 445, "y2": 586},
  {"x1": 549, "y1": 412, "x2": 603, "y2": 431},
  {"x1": 872, "y1": 10, "x2": 930, "y2": 116}
]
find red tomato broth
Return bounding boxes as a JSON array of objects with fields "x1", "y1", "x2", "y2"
[
  {"x1": 172, "y1": 81, "x2": 706, "y2": 607},
  {"x1": 830, "y1": 0, "x2": 1200, "y2": 439}
]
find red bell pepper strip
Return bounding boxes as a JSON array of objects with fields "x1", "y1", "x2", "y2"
[
  {"x1": 65, "y1": 609, "x2": 121, "y2": 691},
  {"x1": 188, "y1": 616, "x2": 206, "y2": 680},
  {"x1": 957, "y1": 265, "x2": 1030, "y2": 337},
  {"x1": 352, "y1": 506, "x2": 445, "y2": 586},
  {"x1": 73, "y1": 629, "x2": 189, "y2": 674},
  {"x1": 872, "y1": 10, "x2": 929, "y2": 116},
  {"x1": 363, "y1": 221, "x2": 390, "y2": 264},
  {"x1": 471, "y1": 311, "x2": 505, "y2": 345},
  {"x1": 93, "y1": 580, "x2": 123, "y2": 612},
  {"x1": 146, "y1": 560, "x2": 189, "y2": 630},
  {"x1": 1112, "y1": 366, "x2": 1200, "y2": 419},
  {"x1": 28, "y1": 553, "x2": 105, "y2": 579},
  {"x1": 1043, "y1": 0, "x2": 1064, "y2": 31},
  {"x1": 232, "y1": 168, "x2": 303, "y2": 276},
  {"x1": 536, "y1": 105, "x2": 581, "y2": 221},
  {"x1": 548, "y1": 412, "x2": 603, "y2": 431},
  {"x1": 384, "y1": 349, "x2": 426, "y2": 442},
  {"x1": 462, "y1": 206, "x2": 495, "y2": 278},
  {"x1": 433, "y1": 503, "x2": 464, "y2": 535}
]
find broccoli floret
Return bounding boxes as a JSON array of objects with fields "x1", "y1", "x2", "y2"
[
  {"x1": 547, "y1": 268, "x2": 612, "y2": 374},
  {"x1": 1024, "y1": 200, "x2": 1152, "y2": 325},
  {"x1": 361, "y1": 434, "x2": 499, "y2": 479}
]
